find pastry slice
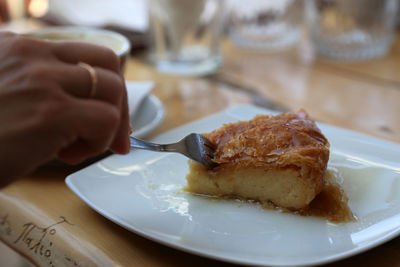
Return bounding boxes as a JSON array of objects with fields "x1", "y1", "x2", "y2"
[{"x1": 185, "y1": 111, "x2": 330, "y2": 210}]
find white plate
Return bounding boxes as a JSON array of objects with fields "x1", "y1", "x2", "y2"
[
  {"x1": 66, "y1": 105, "x2": 400, "y2": 266},
  {"x1": 130, "y1": 94, "x2": 165, "y2": 138}
]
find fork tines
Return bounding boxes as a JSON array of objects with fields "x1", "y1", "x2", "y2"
[{"x1": 198, "y1": 134, "x2": 219, "y2": 168}]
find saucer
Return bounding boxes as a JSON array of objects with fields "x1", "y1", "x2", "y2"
[{"x1": 130, "y1": 94, "x2": 165, "y2": 138}]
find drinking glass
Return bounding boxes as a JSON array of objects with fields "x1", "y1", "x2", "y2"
[
  {"x1": 228, "y1": 0, "x2": 303, "y2": 50},
  {"x1": 305, "y1": 0, "x2": 400, "y2": 60},
  {"x1": 148, "y1": 0, "x2": 225, "y2": 76}
]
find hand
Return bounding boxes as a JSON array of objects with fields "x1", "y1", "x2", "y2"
[{"x1": 0, "y1": 32, "x2": 130, "y2": 187}]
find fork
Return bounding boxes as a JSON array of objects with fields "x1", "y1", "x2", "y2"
[{"x1": 129, "y1": 134, "x2": 218, "y2": 169}]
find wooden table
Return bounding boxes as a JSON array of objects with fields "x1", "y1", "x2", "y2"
[{"x1": 1, "y1": 34, "x2": 400, "y2": 266}]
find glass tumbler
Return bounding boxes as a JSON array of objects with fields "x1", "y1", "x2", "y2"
[
  {"x1": 148, "y1": 0, "x2": 225, "y2": 76},
  {"x1": 306, "y1": 0, "x2": 400, "y2": 60},
  {"x1": 228, "y1": 0, "x2": 303, "y2": 50}
]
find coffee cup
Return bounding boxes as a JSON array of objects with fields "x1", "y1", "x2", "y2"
[{"x1": 23, "y1": 26, "x2": 131, "y2": 72}]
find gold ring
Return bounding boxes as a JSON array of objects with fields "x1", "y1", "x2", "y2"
[{"x1": 78, "y1": 62, "x2": 97, "y2": 98}]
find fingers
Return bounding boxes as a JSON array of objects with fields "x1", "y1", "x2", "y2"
[
  {"x1": 55, "y1": 63, "x2": 125, "y2": 105},
  {"x1": 109, "y1": 85, "x2": 130, "y2": 154},
  {"x1": 52, "y1": 63, "x2": 131, "y2": 154},
  {"x1": 15, "y1": 38, "x2": 131, "y2": 157},
  {"x1": 56, "y1": 98, "x2": 121, "y2": 164},
  {"x1": 0, "y1": 33, "x2": 130, "y2": 175},
  {"x1": 50, "y1": 41, "x2": 121, "y2": 74},
  {"x1": 0, "y1": 86, "x2": 123, "y2": 173}
]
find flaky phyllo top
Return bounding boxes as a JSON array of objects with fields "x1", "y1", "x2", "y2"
[{"x1": 204, "y1": 111, "x2": 330, "y2": 173}]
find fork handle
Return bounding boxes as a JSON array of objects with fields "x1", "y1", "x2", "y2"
[{"x1": 129, "y1": 136, "x2": 175, "y2": 152}]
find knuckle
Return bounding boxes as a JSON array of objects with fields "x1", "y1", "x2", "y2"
[
  {"x1": 104, "y1": 109, "x2": 121, "y2": 135},
  {"x1": 102, "y1": 106, "x2": 121, "y2": 130},
  {"x1": 30, "y1": 63, "x2": 51, "y2": 81},
  {"x1": 6, "y1": 35, "x2": 33, "y2": 56},
  {"x1": 32, "y1": 88, "x2": 68, "y2": 125},
  {"x1": 100, "y1": 46, "x2": 120, "y2": 71},
  {"x1": 102, "y1": 71, "x2": 125, "y2": 104},
  {"x1": 109, "y1": 107, "x2": 121, "y2": 126},
  {"x1": 16, "y1": 63, "x2": 51, "y2": 85},
  {"x1": 92, "y1": 110, "x2": 120, "y2": 153},
  {"x1": 2, "y1": 34, "x2": 52, "y2": 58},
  {"x1": 113, "y1": 75, "x2": 126, "y2": 103},
  {"x1": 5, "y1": 36, "x2": 26, "y2": 56},
  {"x1": 112, "y1": 73, "x2": 125, "y2": 93}
]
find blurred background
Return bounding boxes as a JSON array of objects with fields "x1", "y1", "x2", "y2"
[
  {"x1": 1, "y1": 0, "x2": 399, "y2": 266},
  {"x1": 1, "y1": 0, "x2": 399, "y2": 60}
]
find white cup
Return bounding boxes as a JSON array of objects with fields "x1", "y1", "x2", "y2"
[{"x1": 23, "y1": 26, "x2": 131, "y2": 72}]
